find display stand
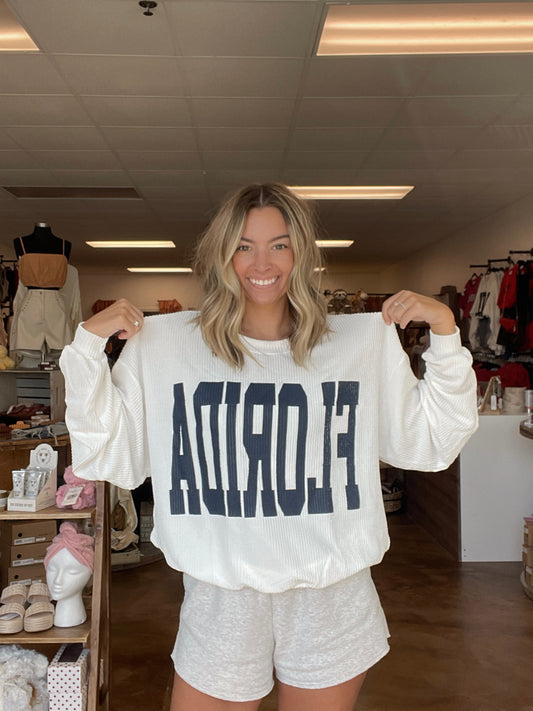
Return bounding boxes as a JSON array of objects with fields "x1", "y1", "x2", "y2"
[{"x1": 0, "y1": 481, "x2": 110, "y2": 710}]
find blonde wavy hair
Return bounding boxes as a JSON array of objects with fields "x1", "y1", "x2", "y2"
[{"x1": 194, "y1": 182, "x2": 328, "y2": 368}]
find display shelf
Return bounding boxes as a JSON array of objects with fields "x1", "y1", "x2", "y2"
[
  {"x1": 0, "y1": 481, "x2": 110, "y2": 711},
  {"x1": 0, "y1": 619, "x2": 90, "y2": 645},
  {"x1": 0, "y1": 504, "x2": 94, "y2": 520}
]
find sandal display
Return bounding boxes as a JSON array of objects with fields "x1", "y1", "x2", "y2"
[
  {"x1": 0, "y1": 583, "x2": 28, "y2": 607},
  {"x1": 24, "y1": 600, "x2": 55, "y2": 633},
  {"x1": 0, "y1": 602, "x2": 25, "y2": 634}
]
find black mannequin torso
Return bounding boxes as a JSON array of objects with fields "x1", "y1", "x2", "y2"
[{"x1": 14, "y1": 223, "x2": 72, "y2": 260}]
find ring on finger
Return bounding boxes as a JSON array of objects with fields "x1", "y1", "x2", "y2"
[
  {"x1": 132, "y1": 319, "x2": 140, "y2": 328},
  {"x1": 394, "y1": 301, "x2": 408, "y2": 312}
]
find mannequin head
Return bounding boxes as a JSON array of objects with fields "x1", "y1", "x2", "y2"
[
  {"x1": 44, "y1": 522, "x2": 95, "y2": 627},
  {"x1": 45, "y1": 547, "x2": 92, "y2": 602}
]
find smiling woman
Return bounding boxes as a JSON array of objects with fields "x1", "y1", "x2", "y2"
[
  {"x1": 59, "y1": 182, "x2": 478, "y2": 711},
  {"x1": 231, "y1": 206, "x2": 294, "y2": 340}
]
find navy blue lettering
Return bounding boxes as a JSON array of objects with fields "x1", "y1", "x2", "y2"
[
  {"x1": 225, "y1": 382, "x2": 242, "y2": 517},
  {"x1": 276, "y1": 384, "x2": 307, "y2": 516},
  {"x1": 194, "y1": 382, "x2": 226, "y2": 515},
  {"x1": 307, "y1": 382, "x2": 334, "y2": 514},
  {"x1": 243, "y1": 383, "x2": 276, "y2": 517},
  {"x1": 337, "y1": 381, "x2": 360, "y2": 509},
  {"x1": 169, "y1": 383, "x2": 200, "y2": 515}
]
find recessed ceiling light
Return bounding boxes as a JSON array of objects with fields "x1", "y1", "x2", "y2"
[
  {"x1": 290, "y1": 186, "x2": 413, "y2": 199},
  {"x1": 316, "y1": 240, "x2": 354, "y2": 248},
  {"x1": 127, "y1": 267, "x2": 192, "y2": 273},
  {"x1": 87, "y1": 241, "x2": 175, "y2": 248},
  {"x1": 317, "y1": 3, "x2": 533, "y2": 55},
  {"x1": 0, "y1": 1, "x2": 39, "y2": 51}
]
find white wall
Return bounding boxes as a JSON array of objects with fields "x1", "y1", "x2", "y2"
[
  {"x1": 378, "y1": 192, "x2": 533, "y2": 296},
  {"x1": 78, "y1": 272, "x2": 204, "y2": 319}
]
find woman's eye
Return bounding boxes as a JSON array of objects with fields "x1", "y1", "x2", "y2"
[
  {"x1": 236, "y1": 244, "x2": 249, "y2": 252},
  {"x1": 274, "y1": 243, "x2": 288, "y2": 250}
]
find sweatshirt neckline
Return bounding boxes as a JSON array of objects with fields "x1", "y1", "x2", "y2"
[{"x1": 240, "y1": 334, "x2": 291, "y2": 355}]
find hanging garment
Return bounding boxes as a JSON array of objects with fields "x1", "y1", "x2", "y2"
[
  {"x1": 496, "y1": 264, "x2": 519, "y2": 349},
  {"x1": 10, "y1": 264, "x2": 82, "y2": 353},
  {"x1": 459, "y1": 274, "x2": 482, "y2": 319},
  {"x1": 468, "y1": 271, "x2": 504, "y2": 354},
  {"x1": 516, "y1": 261, "x2": 533, "y2": 350},
  {"x1": 18, "y1": 238, "x2": 68, "y2": 289}
]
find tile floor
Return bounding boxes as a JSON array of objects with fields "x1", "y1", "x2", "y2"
[{"x1": 110, "y1": 514, "x2": 533, "y2": 711}]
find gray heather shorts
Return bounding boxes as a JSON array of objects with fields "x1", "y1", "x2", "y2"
[{"x1": 171, "y1": 568, "x2": 390, "y2": 702}]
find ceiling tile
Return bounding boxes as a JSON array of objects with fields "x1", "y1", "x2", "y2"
[
  {"x1": 445, "y1": 149, "x2": 533, "y2": 170},
  {"x1": 0, "y1": 150, "x2": 38, "y2": 169},
  {"x1": 53, "y1": 56, "x2": 185, "y2": 96},
  {"x1": 469, "y1": 125, "x2": 533, "y2": 150},
  {"x1": 201, "y1": 151, "x2": 283, "y2": 170},
  {"x1": 393, "y1": 96, "x2": 516, "y2": 126},
  {"x1": 10, "y1": 0, "x2": 176, "y2": 54},
  {"x1": 181, "y1": 58, "x2": 304, "y2": 97},
  {"x1": 0, "y1": 128, "x2": 17, "y2": 149},
  {"x1": 0, "y1": 54, "x2": 70, "y2": 93},
  {"x1": 363, "y1": 150, "x2": 453, "y2": 169},
  {"x1": 0, "y1": 96, "x2": 91, "y2": 125},
  {"x1": 117, "y1": 151, "x2": 202, "y2": 170},
  {"x1": 5, "y1": 126, "x2": 107, "y2": 150},
  {"x1": 129, "y1": 170, "x2": 206, "y2": 187},
  {"x1": 101, "y1": 127, "x2": 197, "y2": 151},
  {"x1": 197, "y1": 127, "x2": 288, "y2": 151},
  {"x1": 496, "y1": 96, "x2": 533, "y2": 124},
  {"x1": 80, "y1": 97, "x2": 193, "y2": 126},
  {"x1": 303, "y1": 56, "x2": 434, "y2": 97},
  {"x1": 166, "y1": 1, "x2": 318, "y2": 57},
  {"x1": 50, "y1": 170, "x2": 133, "y2": 187},
  {"x1": 295, "y1": 98, "x2": 403, "y2": 127},
  {"x1": 0, "y1": 168, "x2": 57, "y2": 185},
  {"x1": 377, "y1": 126, "x2": 480, "y2": 151},
  {"x1": 416, "y1": 55, "x2": 533, "y2": 96},
  {"x1": 192, "y1": 98, "x2": 295, "y2": 127},
  {"x1": 285, "y1": 151, "x2": 368, "y2": 169},
  {"x1": 290, "y1": 127, "x2": 384, "y2": 151},
  {"x1": 29, "y1": 150, "x2": 122, "y2": 170}
]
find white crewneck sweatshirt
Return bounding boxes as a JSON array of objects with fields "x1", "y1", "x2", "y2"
[{"x1": 59, "y1": 311, "x2": 477, "y2": 592}]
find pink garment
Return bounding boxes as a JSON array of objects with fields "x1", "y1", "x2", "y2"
[{"x1": 44, "y1": 522, "x2": 95, "y2": 573}]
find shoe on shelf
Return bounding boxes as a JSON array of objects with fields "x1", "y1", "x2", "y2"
[
  {"x1": 24, "y1": 601, "x2": 54, "y2": 633},
  {"x1": 0, "y1": 583, "x2": 28, "y2": 607},
  {"x1": 0, "y1": 602, "x2": 25, "y2": 634}
]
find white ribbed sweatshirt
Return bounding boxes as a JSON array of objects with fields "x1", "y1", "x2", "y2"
[{"x1": 59, "y1": 312, "x2": 478, "y2": 592}]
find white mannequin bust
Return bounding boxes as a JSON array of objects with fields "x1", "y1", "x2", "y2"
[{"x1": 45, "y1": 547, "x2": 92, "y2": 627}]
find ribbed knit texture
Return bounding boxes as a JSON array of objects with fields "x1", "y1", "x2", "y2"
[{"x1": 60, "y1": 312, "x2": 478, "y2": 592}]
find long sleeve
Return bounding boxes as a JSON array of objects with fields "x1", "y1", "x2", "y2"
[
  {"x1": 59, "y1": 324, "x2": 149, "y2": 489},
  {"x1": 378, "y1": 324, "x2": 478, "y2": 472}
]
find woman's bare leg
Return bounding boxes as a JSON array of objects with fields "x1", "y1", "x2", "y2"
[
  {"x1": 169, "y1": 674, "x2": 264, "y2": 711},
  {"x1": 277, "y1": 671, "x2": 367, "y2": 711}
]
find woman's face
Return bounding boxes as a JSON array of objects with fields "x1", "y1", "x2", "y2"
[
  {"x1": 46, "y1": 547, "x2": 92, "y2": 601},
  {"x1": 232, "y1": 206, "x2": 294, "y2": 310}
]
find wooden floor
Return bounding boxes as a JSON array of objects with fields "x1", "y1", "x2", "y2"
[{"x1": 110, "y1": 515, "x2": 533, "y2": 711}]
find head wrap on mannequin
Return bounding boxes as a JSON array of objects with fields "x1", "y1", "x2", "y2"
[{"x1": 44, "y1": 522, "x2": 95, "y2": 573}]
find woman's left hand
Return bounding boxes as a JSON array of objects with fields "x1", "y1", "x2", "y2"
[{"x1": 382, "y1": 290, "x2": 456, "y2": 335}]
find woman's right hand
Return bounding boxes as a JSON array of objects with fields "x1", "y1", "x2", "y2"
[{"x1": 82, "y1": 298, "x2": 144, "y2": 340}]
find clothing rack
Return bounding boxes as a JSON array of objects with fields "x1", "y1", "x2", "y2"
[
  {"x1": 0, "y1": 256, "x2": 17, "y2": 265},
  {"x1": 508, "y1": 249, "x2": 533, "y2": 258}
]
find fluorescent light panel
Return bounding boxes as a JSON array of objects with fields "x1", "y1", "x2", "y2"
[
  {"x1": 0, "y1": 1, "x2": 39, "y2": 51},
  {"x1": 127, "y1": 267, "x2": 192, "y2": 273},
  {"x1": 87, "y1": 241, "x2": 175, "y2": 248},
  {"x1": 318, "y1": 3, "x2": 533, "y2": 55},
  {"x1": 316, "y1": 240, "x2": 354, "y2": 248},
  {"x1": 290, "y1": 186, "x2": 413, "y2": 199}
]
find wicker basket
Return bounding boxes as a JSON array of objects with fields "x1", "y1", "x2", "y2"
[{"x1": 382, "y1": 489, "x2": 403, "y2": 513}]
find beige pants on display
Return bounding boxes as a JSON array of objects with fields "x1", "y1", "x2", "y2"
[{"x1": 12, "y1": 289, "x2": 73, "y2": 352}]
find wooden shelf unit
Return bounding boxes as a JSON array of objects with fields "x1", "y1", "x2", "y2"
[{"x1": 0, "y1": 481, "x2": 110, "y2": 711}]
